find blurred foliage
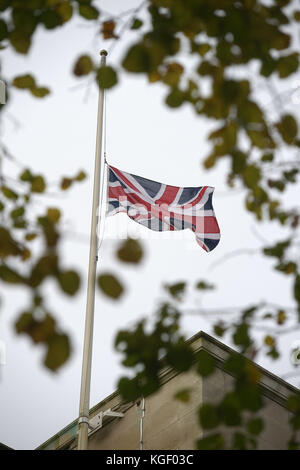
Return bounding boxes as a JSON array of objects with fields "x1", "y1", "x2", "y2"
[
  {"x1": 12, "y1": 74, "x2": 50, "y2": 97},
  {"x1": 96, "y1": 65, "x2": 118, "y2": 89},
  {"x1": 115, "y1": 287, "x2": 300, "y2": 449},
  {"x1": 97, "y1": 272, "x2": 124, "y2": 300},
  {"x1": 115, "y1": 302, "x2": 193, "y2": 399},
  {"x1": 165, "y1": 281, "x2": 186, "y2": 300},
  {"x1": 0, "y1": 146, "x2": 88, "y2": 370},
  {"x1": 116, "y1": 237, "x2": 143, "y2": 264},
  {"x1": 1, "y1": 0, "x2": 300, "y2": 448}
]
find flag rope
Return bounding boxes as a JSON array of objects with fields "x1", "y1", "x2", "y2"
[{"x1": 97, "y1": 90, "x2": 108, "y2": 253}]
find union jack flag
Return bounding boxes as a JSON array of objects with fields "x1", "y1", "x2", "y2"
[{"x1": 107, "y1": 165, "x2": 220, "y2": 252}]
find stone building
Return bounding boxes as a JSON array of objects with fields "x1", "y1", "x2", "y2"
[{"x1": 38, "y1": 331, "x2": 299, "y2": 450}]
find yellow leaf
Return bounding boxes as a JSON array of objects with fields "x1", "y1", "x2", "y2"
[{"x1": 47, "y1": 208, "x2": 61, "y2": 223}]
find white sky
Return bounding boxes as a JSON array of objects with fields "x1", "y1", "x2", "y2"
[{"x1": 1, "y1": 0, "x2": 300, "y2": 449}]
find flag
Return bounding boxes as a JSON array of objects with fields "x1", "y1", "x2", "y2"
[{"x1": 107, "y1": 165, "x2": 220, "y2": 252}]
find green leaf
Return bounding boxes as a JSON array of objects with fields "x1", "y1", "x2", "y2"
[
  {"x1": 25, "y1": 233, "x2": 37, "y2": 241},
  {"x1": 97, "y1": 273, "x2": 124, "y2": 299},
  {"x1": 15, "y1": 312, "x2": 33, "y2": 335},
  {"x1": 199, "y1": 404, "x2": 220, "y2": 430},
  {"x1": 204, "y1": 153, "x2": 217, "y2": 169},
  {"x1": 78, "y1": 4, "x2": 99, "y2": 20},
  {"x1": 1, "y1": 186, "x2": 18, "y2": 200},
  {"x1": 174, "y1": 388, "x2": 191, "y2": 403},
  {"x1": 271, "y1": 31, "x2": 290, "y2": 51},
  {"x1": 96, "y1": 66, "x2": 118, "y2": 89},
  {"x1": 0, "y1": 265, "x2": 24, "y2": 283},
  {"x1": 288, "y1": 439, "x2": 300, "y2": 450},
  {"x1": 277, "y1": 53, "x2": 299, "y2": 78},
  {"x1": 294, "y1": 11, "x2": 300, "y2": 21},
  {"x1": 267, "y1": 179, "x2": 285, "y2": 192},
  {"x1": 131, "y1": 18, "x2": 143, "y2": 30},
  {"x1": 263, "y1": 240, "x2": 290, "y2": 259},
  {"x1": 276, "y1": 114, "x2": 298, "y2": 144},
  {"x1": 242, "y1": 305, "x2": 257, "y2": 320},
  {"x1": 261, "y1": 152, "x2": 274, "y2": 162},
  {"x1": 10, "y1": 30, "x2": 31, "y2": 53},
  {"x1": 12, "y1": 75, "x2": 50, "y2": 98},
  {"x1": 0, "y1": 19, "x2": 8, "y2": 41},
  {"x1": 0, "y1": 227, "x2": 23, "y2": 258},
  {"x1": 30, "y1": 86, "x2": 50, "y2": 98},
  {"x1": 284, "y1": 169, "x2": 298, "y2": 183},
  {"x1": 12, "y1": 7, "x2": 37, "y2": 35},
  {"x1": 232, "y1": 432, "x2": 247, "y2": 450},
  {"x1": 29, "y1": 254, "x2": 58, "y2": 287},
  {"x1": 218, "y1": 392, "x2": 242, "y2": 426},
  {"x1": 247, "y1": 128, "x2": 274, "y2": 149},
  {"x1": 14, "y1": 219, "x2": 27, "y2": 230},
  {"x1": 294, "y1": 275, "x2": 300, "y2": 311},
  {"x1": 260, "y1": 56, "x2": 277, "y2": 77},
  {"x1": 192, "y1": 41, "x2": 211, "y2": 56},
  {"x1": 60, "y1": 177, "x2": 72, "y2": 190},
  {"x1": 37, "y1": 217, "x2": 59, "y2": 247},
  {"x1": 10, "y1": 206, "x2": 25, "y2": 220},
  {"x1": 197, "y1": 349, "x2": 215, "y2": 377},
  {"x1": 57, "y1": 270, "x2": 80, "y2": 296},
  {"x1": 20, "y1": 169, "x2": 33, "y2": 182},
  {"x1": 0, "y1": 0, "x2": 9, "y2": 11},
  {"x1": 213, "y1": 323, "x2": 226, "y2": 337},
  {"x1": 31, "y1": 175, "x2": 46, "y2": 193},
  {"x1": 165, "y1": 88, "x2": 185, "y2": 108},
  {"x1": 286, "y1": 395, "x2": 300, "y2": 413},
  {"x1": 47, "y1": 208, "x2": 61, "y2": 223},
  {"x1": 166, "y1": 342, "x2": 193, "y2": 371},
  {"x1": 242, "y1": 165, "x2": 261, "y2": 189},
  {"x1": 44, "y1": 333, "x2": 71, "y2": 371},
  {"x1": 290, "y1": 412, "x2": 300, "y2": 430},
  {"x1": 238, "y1": 100, "x2": 264, "y2": 124},
  {"x1": 247, "y1": 417, "x2": 264, "y2": 435},
  {"x1": 73, "y1": 55, "x2": 94, "y2": 76},
  {"x1": 231, "y1": 150, "x2": 247, "y2": 174},
  {"x1": 162, "y1": 62, "x2": 184, "y2": 87},
  {"x1": 233, "y1": 323, "x2": 251, "y2": 349},
  {"x1": 117, "y1": 238, "x2": 143, "y2": 264},
  {"x1": 122, "y1": 44, "x2": 151, "y2": 73},
  {"x1": 197, "y1": 433, "x2": 224, "y2": 450},
  {"x1": 55, "y1": 1, "x2": 73, "y2": 23},
  {"x1": 236, "y1": 382, "x2": 262, "y2": 412},
  {"x1": 209, "y1": 121, "x2": 238, "y2": 156},
  {"x1": 197, "y1": 61, "x2": 219, "y2": 77},
  {"x1": 40, "y1": 9, "x2": 62, "y2": 29},
  {"x1": 196, "y1": 280, "x2": 215, "y2": 290},
  {"x1": 275, "y1": 262, "x2": 297, "y2": 275},
  {"x1": 75, "y1": 170, "x2": 87, "y2": 181},
  {"x1": 12, "y1": 74, "x2": 35, "y2": 89},
  {"x1": 15, "y1": 312, "x2": 56, "y2": 344},
  {"x1": 165, "y1": 281, "x2": 186, "y2": 300},
  {"x1": 117, "y1": 377, "x2": 140, "y2": 401}
]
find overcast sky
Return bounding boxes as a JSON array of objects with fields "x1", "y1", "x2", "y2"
[{"x1": 1, "y1": 0, "x2": 300, "y2": 450}]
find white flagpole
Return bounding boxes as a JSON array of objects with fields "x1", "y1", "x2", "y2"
[{"x1": 77, "y1": 49, "x2": 107, "y2": 450}]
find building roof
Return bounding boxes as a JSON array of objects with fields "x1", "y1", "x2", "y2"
[{"x1": 37, "y1": 330, "x2": 300, "y2": 450}]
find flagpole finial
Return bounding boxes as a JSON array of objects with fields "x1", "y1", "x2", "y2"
[{"x1": 100, "y1": 49, "x2": 108, "y2": 57}]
